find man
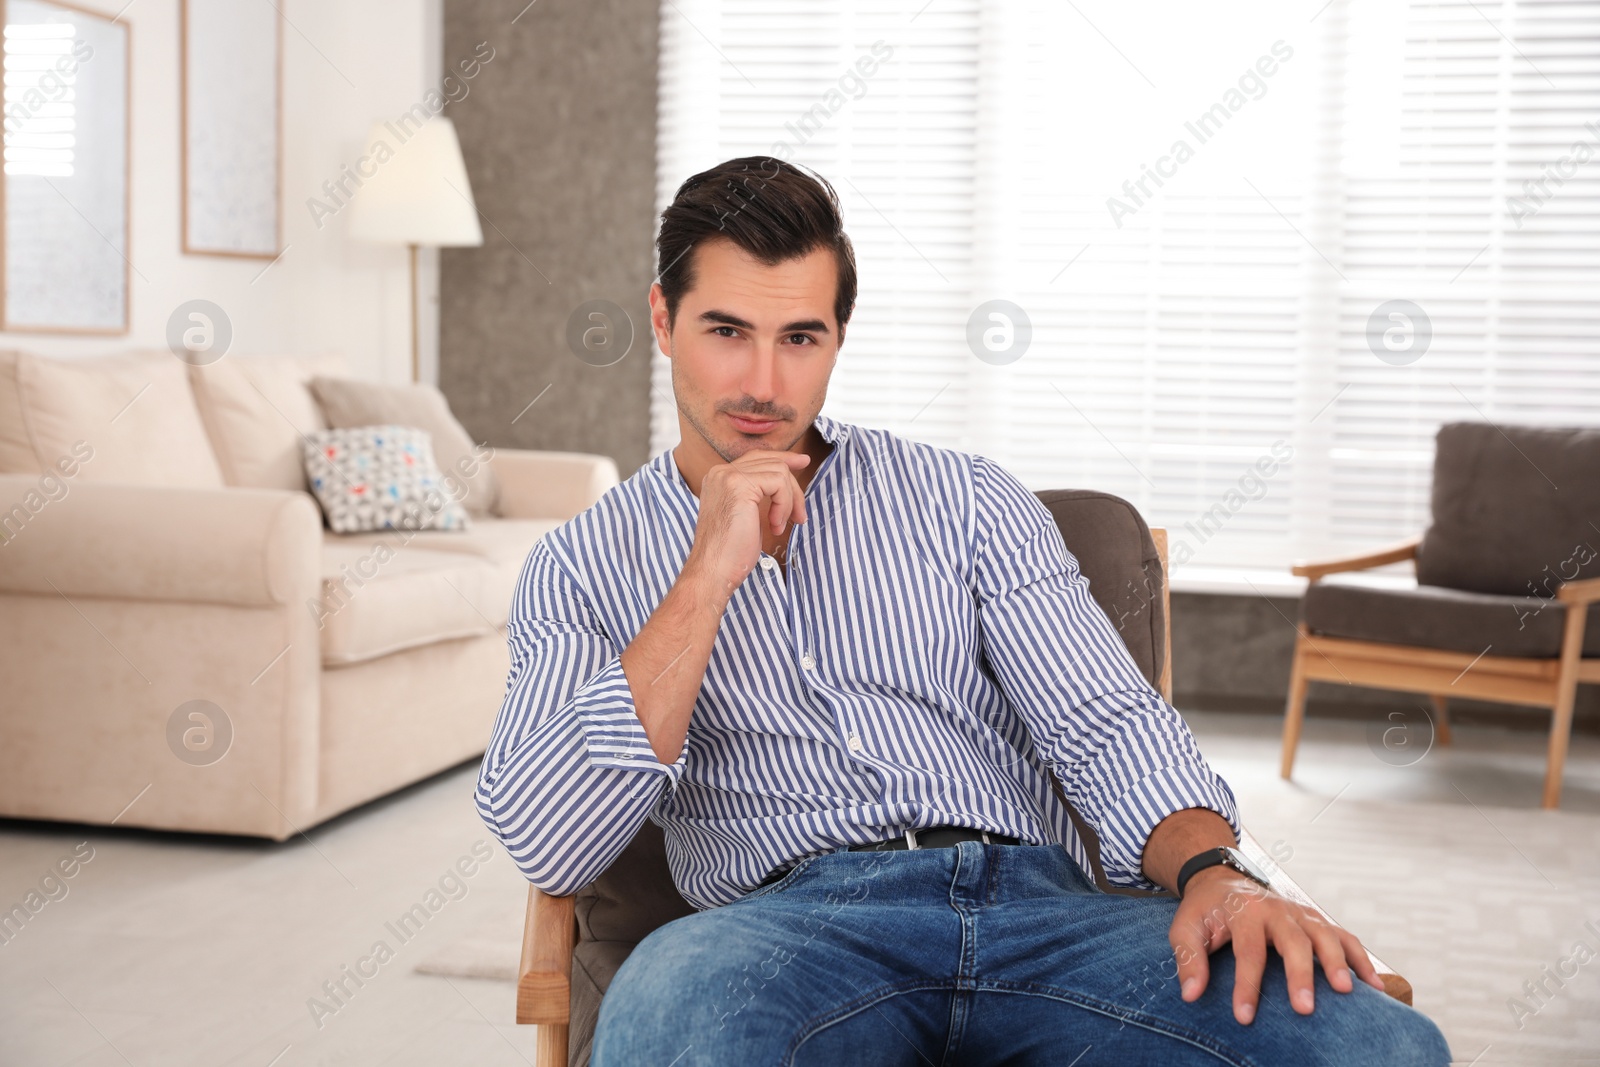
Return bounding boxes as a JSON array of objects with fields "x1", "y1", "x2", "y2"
[{"x1": 476, "y1": 157, "x2": 1451, "y2": 1065}]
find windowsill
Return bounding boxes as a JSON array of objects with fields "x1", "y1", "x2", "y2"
[{"x1": 1168, "y1": 565, "x2": 1417, "y2": 597}]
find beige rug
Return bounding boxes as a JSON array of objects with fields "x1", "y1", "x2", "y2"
[{"x1": 417, "y1": 785, "x2": 1600, "y2": 1064}]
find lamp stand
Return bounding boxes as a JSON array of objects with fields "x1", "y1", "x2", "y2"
[{"x1": 408, "y1": 242, "x2": 421, "y2": 383}]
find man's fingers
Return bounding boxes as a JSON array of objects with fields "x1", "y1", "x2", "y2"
[
  {"x1": 1269, "y1": 915, "x2": 1317, "y2": 1015},
  {"x1": 1337, "y1": 927, "x2": 1387, "y2": 991},
  {"x1": 1230, "y1": 918, "x2": 1267, "y2": 1025},
  {"x1": 1169, "y1": 916, "x2": 1211, "y2": 1003},
  {"x1": 1305, "y1": 920, "x2": 1354, "y2": 994},
  {"x1": 789, "y1": 470, "x2": 807, "y2": 526},
  {"x1": 737, "y1": 454, "x2": 809, "y2": 534}
]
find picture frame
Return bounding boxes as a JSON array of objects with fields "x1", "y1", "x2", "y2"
[
  {"x1": 180, "y1": 0, "x2": 283, "y2": 259},
  {"x1": 0, "y1": 0, "x2": 130, "y2": 334}
]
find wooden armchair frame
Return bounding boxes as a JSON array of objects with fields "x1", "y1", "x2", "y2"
[
  {"x1": 1280, "y1": 536, "x2": 1600, "y2": 809},
  {"x1": 516, "y1": 529, "x2": 1414, "y2": 1064}
]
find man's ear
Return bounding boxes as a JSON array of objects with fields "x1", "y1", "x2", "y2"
[{"x1": 649, "y1": 282, "x2": 673, "y2": 357}]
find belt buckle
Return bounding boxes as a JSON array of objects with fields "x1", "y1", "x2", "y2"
[
  {"x1": 904, "y1": 828, "x2": 919, "y2": 850},
  {"x1": 980, "y1": 830, "x2": 991, "y2": 844}
]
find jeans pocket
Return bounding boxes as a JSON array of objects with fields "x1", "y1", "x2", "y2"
[{"x1": 737, "y1": 855, "x2": 820, "y2": 902}]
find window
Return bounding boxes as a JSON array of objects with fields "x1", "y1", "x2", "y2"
[
  {"x1": 3, "y1": 20, "x2": 79, "y2": 177},
  {"x1": 653, "y1": 0, "x2": 1600, "y2": 576}
]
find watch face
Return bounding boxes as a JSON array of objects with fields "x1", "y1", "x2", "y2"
[{"x1": 1224, "y1": 848, "x2": 1272, "y2": 887}]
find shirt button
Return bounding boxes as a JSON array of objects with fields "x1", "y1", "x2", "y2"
[
  {"x1": 847, "y1": 732, "x2": 863, "y2": 753},
  {"x1": 800, "y1": 652, "x2": 816, "y2": 670},
  {"x1": 620, "y1": 751, "x2": 634, "y2": 759},
  {"x1": 760, "y1": 556, "x2": 776, "y2": 572}
]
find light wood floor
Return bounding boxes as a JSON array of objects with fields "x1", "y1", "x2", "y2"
[{"x1": 2, "y1": 710, "x2": 1596, "y2": 1066}]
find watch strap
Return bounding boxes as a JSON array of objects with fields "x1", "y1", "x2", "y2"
[{"x1": 1175, "y1": 846, "x2": 1231, "y2": 898}]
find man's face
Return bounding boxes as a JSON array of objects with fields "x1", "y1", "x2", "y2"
[{"x1": 650, "y1": 236, "x2": 843, "y2": 463}]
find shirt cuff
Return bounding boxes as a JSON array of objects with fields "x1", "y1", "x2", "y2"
[
  {"x1": 1092, "y1": 762, "x2": 1242, "y2": 892},
  {"x1": 570, "y1": 656, "x2": 690, "y2": 785}
]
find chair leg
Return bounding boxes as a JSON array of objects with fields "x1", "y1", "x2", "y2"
[
  {"x1": 1543, "y1": 607, "x2": 1588, "y2": 809},
  {"x1": 536, "y1": 1023, "x2": 568, "y2": 1067},
  {"x1": 1429, "y1": 694, "x2": 1452, "y2": 746},
  {"x1": 1281, "y1": 627, "x2": 1312, "y2": 779}
]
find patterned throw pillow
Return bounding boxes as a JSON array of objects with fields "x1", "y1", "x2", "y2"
[{"x1": 300, "y1": 425, "x2": 470, "y2": 533}]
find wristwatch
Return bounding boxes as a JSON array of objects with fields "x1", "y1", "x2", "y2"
[{"x1": 1175, "y1": 846, "x2": 1273, "y2": 899}]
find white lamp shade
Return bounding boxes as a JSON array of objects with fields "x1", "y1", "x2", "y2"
[{"x1": 347, "y1": 116, "x2": 484, "y2": 247}]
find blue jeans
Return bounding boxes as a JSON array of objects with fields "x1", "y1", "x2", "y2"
[{"x1": 591, "y1": 840, "x2": 1451, "y2": 1066}]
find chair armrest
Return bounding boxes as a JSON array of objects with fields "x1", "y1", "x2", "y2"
[
  {"x1": 518, "y1": 885, "x2": 577, "y2": 1026},
  {"x1": 1290, "y1": 537, "x2": 1420, "y2": 582},
  {"x1": 0, "y1": 477, "x2": 321, "y2": 606},
  {"x1": 1557, "y1": 576, "x2": 1600, "y2": 605},
  {"x1": 492, "y1": 448, "x2": 620, "y2": 521},
  {"x1": 1238, "y1": 830, "x2": 1413, "y2": 1005}
]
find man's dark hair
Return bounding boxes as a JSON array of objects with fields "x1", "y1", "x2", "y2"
[{"x1": 656, "y1": 156, "x2": 856, "y2": 337}]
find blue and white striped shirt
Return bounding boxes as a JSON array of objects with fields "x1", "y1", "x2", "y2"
[{"x1": 476, "y1": 414, "x2": 1240, "y2": 910}]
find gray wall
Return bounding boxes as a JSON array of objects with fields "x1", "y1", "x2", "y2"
[{"x1": 440, "y1": 0, "x2": 658, "y2": 477}]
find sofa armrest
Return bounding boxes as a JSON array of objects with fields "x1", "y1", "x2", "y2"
[
  {"x1": 1290, "y1": 536, "x2": 1420, "y2": 582},
  {"x1": 492, "y1": 448, "x2": 619, "y2": 521},
  {"x1": 0, "y1": 476, "x2": 322, "y2": 606}
]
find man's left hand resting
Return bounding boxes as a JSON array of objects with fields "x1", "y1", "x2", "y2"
[{"x1": 1143, "y1": 807, "x2": 1388, "y2": 1026}]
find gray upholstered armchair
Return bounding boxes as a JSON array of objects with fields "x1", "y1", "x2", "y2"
[
  {"x1": 517, "y1": 490, "x2": 1412, "y2": 1066},
  {"x1": 1281, "y1": 421, "x2": 1600, "y2": 809}
]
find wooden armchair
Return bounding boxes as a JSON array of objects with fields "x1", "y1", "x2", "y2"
[
  {"x1": 1280, "y1": 421, "x2": 1600, "y2": 809},
  {"x1": 515, "y1": 496, "x2": 1413, "y2": 1066}
]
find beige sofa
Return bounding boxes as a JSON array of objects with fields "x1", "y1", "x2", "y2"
[{"x1": 0, "y1": 350, "x2": 617, "y2": 839}]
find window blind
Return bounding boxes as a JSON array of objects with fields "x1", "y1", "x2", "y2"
[
  {"x1": 653, "y1": 0, "x2": 1600, "y2": 573},
  {"x1": 1329, "y1": 0, "x2": 1600, "y2": 554}
]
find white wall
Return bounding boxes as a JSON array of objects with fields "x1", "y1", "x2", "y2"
[{"x1": 1, "y1": 0, "x2": 445, "y2": 384}]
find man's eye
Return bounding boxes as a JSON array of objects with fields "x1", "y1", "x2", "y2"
[
  {"x1": 712, "y1": 326, "x2": 738, "y2": 338},
  {"x1": 787, "y1": 334, "x2": 815, "y2": 346}
]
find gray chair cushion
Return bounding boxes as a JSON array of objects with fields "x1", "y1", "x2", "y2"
[
  {"x1": 1034, "y1": 488, "x2": 1166, "y2": 687},
  {"x1": 1417, "y1": 421, "x2": 1600, "y2": 596},
  {"x1": 1303, "y1": 580, "x2": 1600, "y2": 659},
  {"x1": 565, "y1": 488, "x2": 1164, "y2": 1065}
]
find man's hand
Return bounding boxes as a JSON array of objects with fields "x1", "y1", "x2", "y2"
[
  {"x1": 1169, "y1": 866, "x2": 1387, "y2": 1025},
  {"x1": 619, "y1": 447, "x2": 812, "y2": 765},
  {"x1": 686, "y1": 449, "x2": 811, "y2": 588}
]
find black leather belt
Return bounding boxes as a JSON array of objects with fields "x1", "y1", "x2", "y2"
[{"x1": 756, "y1": 825, "x2": 1021, "y2": 888}]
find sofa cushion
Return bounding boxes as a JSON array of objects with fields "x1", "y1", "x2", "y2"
[
  {"x1": 323, "y1": 517, "x2": 562, "y2": 628},
  {"x1": 1302, "y1": 579, "x2": 1600, "y2": 659},
  {"x1": 309, "y1": 375, "x2": 500, "y2": 517},
  {"x1": 0, "y1": 351, "x2": 224, "y2": 487},
  {"x1": 302, "y1": 425, "x2": 470, "y2": 534},
  {"x1": 0, "y1": 351, "x2": 33, "y2": 473},
  {"x1": 1417, "y1": 421, "x2": 1600, "y2": 597},
  {"x1": 317, "y1": 542, "x2": 501, "y2": 666},
  {"x1": 187, "y1": 352, "x2": 347, "y2": 492}
]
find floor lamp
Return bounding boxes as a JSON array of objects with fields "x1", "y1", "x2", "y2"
[{"x1": 348, "y1": 116, "x2": 484, "y2": 383}]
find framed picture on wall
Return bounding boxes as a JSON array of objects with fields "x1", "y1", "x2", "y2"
[
  {"x1": 0, "y1": 0, "x2": 130, "y2": 334},
  {"x1": 180, "y1": 0, "x2": 282, "y2": 258}
]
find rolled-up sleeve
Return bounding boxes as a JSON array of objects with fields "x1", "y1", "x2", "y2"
[
  {"x1": 475, "y1": 541, "x2": 688, "y2": 897},
  {"x1": 969, "y1": 454, "x2": 1240, "y2": 891}
]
